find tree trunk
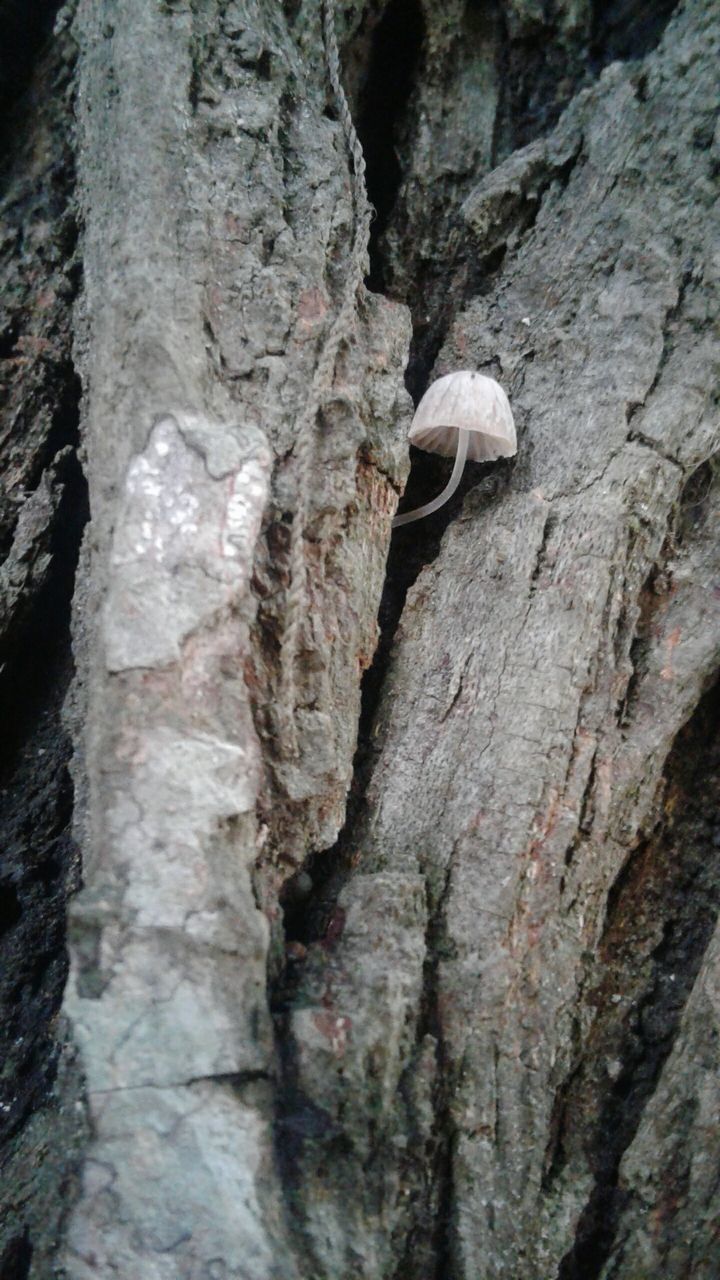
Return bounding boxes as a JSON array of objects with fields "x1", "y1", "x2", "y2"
[{"x1": 1, "y1": 1, "x2": 718, "y2": 1277}]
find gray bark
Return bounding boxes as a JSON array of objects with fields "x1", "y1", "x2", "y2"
[{"x1": 0, "y1": 0, "x2": 718, "y2": 1277}]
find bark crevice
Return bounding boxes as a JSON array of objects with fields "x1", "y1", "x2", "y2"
[{"x1": 554, "y1": 679, "x2": 720, "y2": 1277}]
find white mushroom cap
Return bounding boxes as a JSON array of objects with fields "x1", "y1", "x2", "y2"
[{"x1": 408, "y1": 370, "x2": 517, "y2": 462}]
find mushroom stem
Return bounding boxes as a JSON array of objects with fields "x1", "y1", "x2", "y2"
[{"x1": 392, "y1": 427, "x2": 470, "y2": 528}]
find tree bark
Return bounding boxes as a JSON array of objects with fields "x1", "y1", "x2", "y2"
[{"x1": 0, "y1": 1, "x2": 718, "y2": 1277}]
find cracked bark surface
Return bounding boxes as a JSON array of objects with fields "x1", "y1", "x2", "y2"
[{"x1": 0, "y1": 0, "x2": 718, "y2": 1277}]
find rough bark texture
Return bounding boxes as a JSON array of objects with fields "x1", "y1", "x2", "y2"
[
  {"x1": 0, "y1": 0, "x2": 718, "y2": 1277},
  {"x1": 0, "y1": 7, "x2": 87, "y2": 1274}
]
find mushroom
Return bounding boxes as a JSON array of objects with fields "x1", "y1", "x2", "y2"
[{"x1": 393, "y1": 370, "x2": 516, "y2": 528}]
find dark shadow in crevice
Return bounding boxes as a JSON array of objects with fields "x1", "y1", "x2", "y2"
[
  {"x1": 0, "y1": 372, "x2": 84, "y2": 754},
  {"x1": 353, "y1": 0, "x2": 424, "y2": 293},
  {"x1": 589, "y1": 0, "x2": 680, "y2": 70},
  {"x1": 0, "y1": 315, "x2": 21, "y2": 359},
  {"x1": 0, "y1": 0, "x2": 65, "y2": 156},
  {"x1": 0, "y1": 369, "x2": 88, "y2": 1147},
  {"x1": 0, "y1": 361, "x2": 83, "y2": 566},
  {"x1": 0, "y1": 1227, "x2": 32, "y2": 1280}
]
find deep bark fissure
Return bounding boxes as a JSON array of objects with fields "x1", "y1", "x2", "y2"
[
  {"x1": 0, "y1": 0, "x2": 67, "y2": 148},
  {"x1": 555, "y1": 679, "x2": 720, "y2": 1277},
  {"x1": 0, "y1": 17, "x2": 90, "y2": 1264},
  {"x1": 270, "y1": 1011, "x2": 333, "y2": 1277},
  {"x1": 0, "y1": 1226, "x2": 33, "y2": 1280},
  {"x1": 589, "y1": 0, "x2": 680, "y2": 69},
  {"x1": 406, "y1": 850, "x2": 461, "y2": 1280},
  {"x1": 621, "y1": 458, "x2": 718, "y2": 727},
  {"x1": 0, "y1": 373, "x2": 88, "y2": 1146},
  {"x1": 274, "y1": 0, "x2": 443, "y2": 951},
  {"x1": 353, "y1": 0, "x2": 425, "y2": 294},
  {"x1": 267, "y1": 9, "x2": 439, "y2": 1261}
]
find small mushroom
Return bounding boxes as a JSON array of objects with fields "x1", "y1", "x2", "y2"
[{"x1": 393, "y1": 370, "x2": 517, "y2": 528}]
